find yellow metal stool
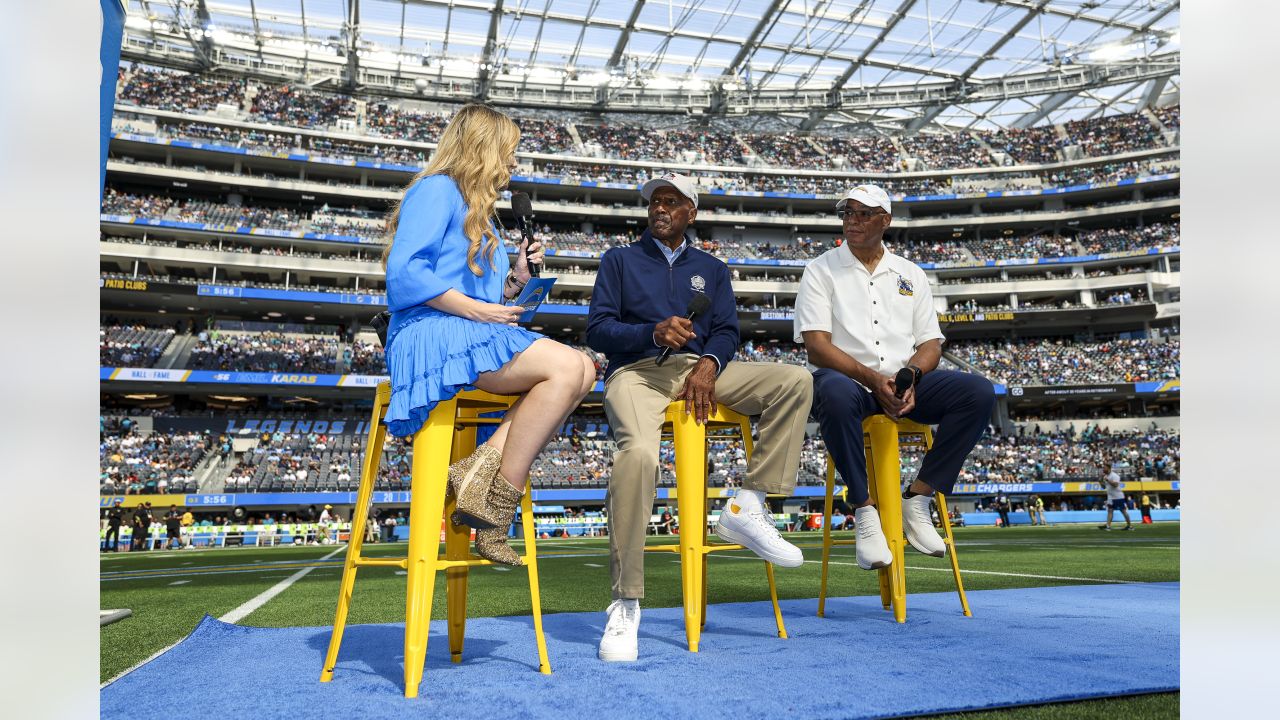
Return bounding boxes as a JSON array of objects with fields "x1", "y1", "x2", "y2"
[
  {"x1": 817, "y1": 415, "x2": 971, "y2": 623},
  {"x1": 644, "y1": 401, "x2": 787, "y2": 653},
  {"x1": 320, "y1": 382, "x2": 551, "y2": 698}
]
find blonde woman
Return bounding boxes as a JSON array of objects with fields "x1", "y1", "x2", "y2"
[{"x1": 382, "y1": 104, "x2": 596, "y2": 565}]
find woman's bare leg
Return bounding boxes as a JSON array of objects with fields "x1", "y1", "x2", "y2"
[{"x1": 473, "y1": 340, "x2": 596, "y2": 490}]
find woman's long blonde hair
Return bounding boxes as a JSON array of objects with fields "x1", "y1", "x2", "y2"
[{"x1": 382, "y1": 104, "x2": 520, "y2": 275}]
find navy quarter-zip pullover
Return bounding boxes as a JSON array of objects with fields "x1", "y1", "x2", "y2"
[{"x1": 587, "y1": 229, "x2": 740, "y2": 381}]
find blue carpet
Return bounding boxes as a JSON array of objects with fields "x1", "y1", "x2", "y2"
[{"x1": 101, "y1": 583, "x2": 1178, "y2": 719}]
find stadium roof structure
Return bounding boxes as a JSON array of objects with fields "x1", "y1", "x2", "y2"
[{"x1": 121, "y1": 0, "x2": 1180, "y2": 132}]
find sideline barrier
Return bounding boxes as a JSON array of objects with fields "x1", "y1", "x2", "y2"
[
  {"x1": 961, "y1": 509, "x2": 1180, "y2": 526},
  {"x1": 99, "y1": 522, "x2": 351, "y2": 550}
]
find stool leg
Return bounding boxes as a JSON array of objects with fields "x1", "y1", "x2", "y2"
[
  {"x1": 865, "y1": 443, "x2": 892, "y2": 612},
  {"x1": 869, "y1": 421, "x2": 907, "y2": 624},
  {"x1": 764, "y1": 563, "x2": 788, "y2": 639},
  {"x1": 818, "y1": 455, "x2": 835, "y2": 617},
  {"x1": 936, "y1": 492, "x2": 972, "y2": 617},
  {"x1": 445, "y1": 421, "x2": 476, "y2": 665},
  {"x1": 320, "y1": 396, "x2": 387, "y2": 682},
  {"x1": 403, "y1": 401, "x2": 455, "y2": 699},
  {"x1": 672, "y1": 411, "x2": 706, "y2": 652},
  {"x1": 520, "y1": 490, "x2": 551, "y2": 674},
  {"x1": 700, "y1": 536, "x2": 709, "y2": 630}
]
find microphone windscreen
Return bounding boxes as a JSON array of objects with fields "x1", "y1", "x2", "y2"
[
  {"x1": 511, "y1": 192, "x2": 534, "y2": 219},
  {"x1": 688, "y1": 292, "x2": 712, "y2": 316},
  {"x1": 894, "y1": 367, "x2": 914, "y2": 393}
]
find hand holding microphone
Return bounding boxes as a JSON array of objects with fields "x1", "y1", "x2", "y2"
[
  {"x1": 655, "y1": 293, "x2": 711, "y2": 366},
  {"x1": 874, "y1": 366, "x2": 919, "y2": 418},
  {"x1": 510, "y1": 191, "x2": 541, "y2": 279},
  {"x1": 894, "y1": 367, "x2": 915, "y2": 399}
]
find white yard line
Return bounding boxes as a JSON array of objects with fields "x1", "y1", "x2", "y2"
[
  {"x1": 168, "y1": 580, "x2": 190, "y2": 585},
  {"x1": 102, "y1": 641, "x2": 187, "y2": 689},
  {"x1": 219, "y1": 546, "x2": 347, "y2": 625}
]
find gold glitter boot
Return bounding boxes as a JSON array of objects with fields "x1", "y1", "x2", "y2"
[
  {"x1": 473, "y1": 479, "x2": 524, "y2": 566},
  {"x1": 447, "y1": 443, "x2": 502, "y2": 529}
]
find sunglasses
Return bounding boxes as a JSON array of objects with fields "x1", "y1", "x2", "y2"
[{"x1": 837, "y1": 208, "x2": 888, "y2": 221}]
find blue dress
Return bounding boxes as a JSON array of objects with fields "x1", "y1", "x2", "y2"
[{"x1": 382, "y1": 174, "x2": 543, "y2": 437}]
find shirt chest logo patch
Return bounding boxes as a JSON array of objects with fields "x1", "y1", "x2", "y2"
[
  {"x1": 897, "y1": 276, "x2": 914, "y2": 296},
  {"x1": 690, "y1": 274, "x2": 707, "y2": 292}
]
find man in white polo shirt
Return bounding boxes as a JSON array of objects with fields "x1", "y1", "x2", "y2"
[{"x1": 794, "y1": 184, "x2": 996, "y2": 571}]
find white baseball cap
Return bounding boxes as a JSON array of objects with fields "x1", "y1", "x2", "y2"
[
  {"x1": 641, "y1": 172, "x2": 699, "y2": 209},
  {"x1": 836, "y1": 184, "x2": 892, "y2": 214}
]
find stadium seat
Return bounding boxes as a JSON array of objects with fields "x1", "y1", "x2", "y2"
[
  {"x1": 818, "y1": 416, "x2": 971, "y2": 623},
  {"x1": 320, "y1": 382, "x2": 551, "y2": 698},
  {"x1": 645, "y1": 401, "x2": 787, "y2": 653}
]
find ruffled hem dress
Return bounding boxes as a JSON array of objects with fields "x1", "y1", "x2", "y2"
[
  {"x1": 384, "y1": 308, "x2": 541, "y2": 437},
  {"x1": 381, "y1": 174, "x2": 544, "y2": 438}
]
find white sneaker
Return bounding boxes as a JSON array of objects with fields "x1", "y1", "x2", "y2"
[
  {"x1": 714, "y1": 502, "x2": 803, "y2": 568},
  {"x1": 598, "y1": 599, "x2": 640, "y2": 662},
  {"x1": 854, "y1": 506, "x2": 892, "y2": 570},
  {"x1": 903, "y1": 494, "x2": 946, "y2": 558}
]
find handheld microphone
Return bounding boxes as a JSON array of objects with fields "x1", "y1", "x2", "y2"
[
  {"x1": 894, "y1": 367, "x2": 915, "y2": 399},
  {"x1": 510, "y1": 192, "x2": 540, "y2": 278},
  {"x1": 656, "y1": 293, "x2": 712, "y2": 367}
]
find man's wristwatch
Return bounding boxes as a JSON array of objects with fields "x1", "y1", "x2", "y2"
[{"x1": 907, "y1": 364, "x2": 923, "y2": 387}]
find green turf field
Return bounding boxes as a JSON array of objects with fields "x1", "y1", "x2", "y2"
[{"x1": 100, "y1": 522, "x2": 1179, "y2": 718}]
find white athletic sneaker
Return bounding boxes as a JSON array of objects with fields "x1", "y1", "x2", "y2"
[
  {"x1": 854, "y1": 506, "x2": 893, "y2": 570},
  {"x1": 598, "y1": 599, "x2": 640, "y2": 662},
  {"x1": 902, "y1": 494, "x2": 947, "y2": 558},
  {"x1": 714, "y1": 502, "x2": 804, "y2": 568}
]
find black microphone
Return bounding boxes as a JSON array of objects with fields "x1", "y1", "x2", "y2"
[
  {"x1": 510, "y1": 192, "x2": 540, "y2": 278},
  {"x1": 656, "y1": 293, "x2": 712, "y2": 367},
  {"x1": 894, "y1": 367, "x2": 915, "y2": 399}
]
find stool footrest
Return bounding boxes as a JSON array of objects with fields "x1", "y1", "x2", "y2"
[
  {"x1": 643, "y1": 543, "x2": 754, "y2": 554},
  {"x1": 355, "y1": 557, "x2": 409, "y2": 569},
  {"x1": 435, "y1": 556, "x2": 535, "y2": 569}
]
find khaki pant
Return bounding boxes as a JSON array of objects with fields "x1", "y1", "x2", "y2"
[{"x1": 603, "y1": 355, "x2": 813, "y2": 599}]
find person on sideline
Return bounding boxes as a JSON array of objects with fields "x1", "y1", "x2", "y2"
[
  {"x1": 104, "y1": 502, "x2": 123, "y2": 552},
  {"x1": 795, "y1": 184, "x2": 995, "y2": 571},
  {"x1": 381, "y1": 104, "x2": 596, "y2": 565},
  {"x1": 1028, "y1": 494, "x2": 1047, "y2": 526},
  {"x1": 587, "y1": 172, "x2": 813, "y2": 662},
  {"x1": 1099, "y1": 463, "x2": 1133, "y2": 531}
]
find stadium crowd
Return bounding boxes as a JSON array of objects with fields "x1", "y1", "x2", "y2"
[
  {"x1": 101, "y1": 417, "x2": 1178, "y2": 496},
  {"x1": 116, "y1": 66, "x2": 1179, "y2": 182},
  {"x1": 901, "y1": 132, "x2": 994, "y2": 169},
  {"x1": 949, "y1": 426, "x2": 1180, "y2": 483},
  {"x1": 100, "y1": 420, "x2": 211, "y2": 495},
  {"x1": 1064, "y1": 113, "x2": 1166, "y2": 157},
  {"x1": 100, "y1": 323, "x2": 176, "y2": 367},
  {"x1": 948, "y1": 336, "x2": 1179, "y2": 385},
  {"x1": 188, "y1": 330, "x2": 340, "y2": 373}
]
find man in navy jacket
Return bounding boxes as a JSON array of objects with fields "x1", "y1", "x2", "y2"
[{"x1": 587, "y1": 173, "x2": 813, "y2": 662}]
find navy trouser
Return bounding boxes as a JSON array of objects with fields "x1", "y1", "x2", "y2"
[{"x1": 811, "y1": 369, "x2": 996, "y2": 505}]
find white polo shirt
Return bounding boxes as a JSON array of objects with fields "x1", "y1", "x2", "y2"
[
  {"x1": 793, "y1": 245, "x2": 944, "y2": 382},
  {"x1": 1104, "y1": 472, "x2": 1125, "y2": 500}
]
